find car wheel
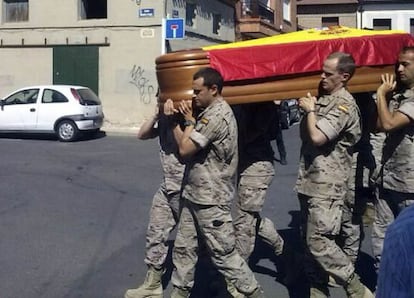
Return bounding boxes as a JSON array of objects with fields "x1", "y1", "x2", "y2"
[{"x1": 56, "y1": 120, "x2": 79, "y2": 142}]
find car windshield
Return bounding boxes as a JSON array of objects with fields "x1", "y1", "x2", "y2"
[
  {"x1": 3, "y1": 89, "x2": 39, "y2": 104},
  {"x1": 76, "y1": 88, "x2": 101, "y2": 105}
]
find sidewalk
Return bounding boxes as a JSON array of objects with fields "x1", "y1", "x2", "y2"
[{"x1": 101, "y1": 124, "x2": 139, "y2": 136}]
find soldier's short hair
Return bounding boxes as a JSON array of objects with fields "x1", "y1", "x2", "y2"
[
  {"x1": 327, "y1": 52, "x2": 356, "y2": 79},
  {"x1": 400, "y1": 46, "x2": 414, "y2": 56},
  {"x1": 193, "y1": 67, "x2": 224, "y2": 94}
]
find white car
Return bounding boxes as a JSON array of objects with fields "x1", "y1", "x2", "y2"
[{"x1": 0, "y1": 85, "x2": 104, "y2": 142}]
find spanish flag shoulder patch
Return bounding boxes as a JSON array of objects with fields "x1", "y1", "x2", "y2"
[
  {"x1": 337, "y1": 105, "x2": 349, "y2": 114},
  {"x1": 200, "y1": 118, "x2": 209, "y2": 124}
]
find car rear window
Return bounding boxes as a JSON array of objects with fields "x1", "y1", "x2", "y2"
[{"x1": 75, "y1": 88, "x2": 101, "y2": 105}]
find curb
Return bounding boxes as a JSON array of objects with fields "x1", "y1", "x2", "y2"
[{"x1": 102, "y1": 126, "x2": 139, "y2": 136}]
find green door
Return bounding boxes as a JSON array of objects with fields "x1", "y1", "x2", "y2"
[{"x1": 53, "y1": 46, "x2": 99, "y2": 95}]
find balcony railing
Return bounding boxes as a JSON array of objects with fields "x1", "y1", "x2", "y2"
[{"x1": 242, "y1": 0, "x2": 275, "y2": 24}]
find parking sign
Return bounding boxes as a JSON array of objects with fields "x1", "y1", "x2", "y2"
[{"x1": 165, "y1": 18, "x2": 185, "y2": 39}]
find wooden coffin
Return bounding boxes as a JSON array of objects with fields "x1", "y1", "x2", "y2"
[{"x1": 156, "y1": 27, "x2": 414, "y2": 104}]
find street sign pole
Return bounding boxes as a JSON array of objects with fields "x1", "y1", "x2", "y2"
[{"x1": 161, "y1": 18, "x2": 166, "y2": 55}]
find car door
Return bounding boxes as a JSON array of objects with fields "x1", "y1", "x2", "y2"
[
  {"x1": 36, "y1": 88, "x2": 74, "y2": 131},
  {"x1": 0, "y1": 88, "x2": 39, "y2": 130}
]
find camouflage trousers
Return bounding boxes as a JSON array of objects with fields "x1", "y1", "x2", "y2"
[
  {"x1": 339, "y1": 189, "x2": 367, "y2": 265},
  {"x1": 339, "y1": 152, "x2": 371, "y2": 265},
  {"x1": 371, "y1": 188, "x2": 414, "y2": 271},
  {"x1": 144, "y1": 182, "x2": 181, "y2": 269},
  {"x1": 171, "y1": 199, "x2": 261, "y2": 295},
  {"x1": 298, "y1": 193, "x2": 355, "y2": 286},
  {"x1": 234, "y1": 160, "x2": 284, "y2": 259}
]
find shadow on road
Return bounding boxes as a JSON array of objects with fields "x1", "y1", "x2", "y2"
[
  {"x1": 0, "y1": 130, "x2": 106, "y2": 142},
  {"x1": 67, "y1": 208, "x2": 376, "y2": 298}
]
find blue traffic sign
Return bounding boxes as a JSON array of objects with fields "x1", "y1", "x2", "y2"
[{"x1": 165, "y1": 18, "x2": 185, "y2": 39}]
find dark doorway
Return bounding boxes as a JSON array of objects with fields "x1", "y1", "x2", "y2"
[{"x1": 53, "y1": 46, "x2": 99, "y2": 95}]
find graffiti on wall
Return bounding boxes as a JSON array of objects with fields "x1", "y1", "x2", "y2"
[{"x1": 129, "y1": 65, "x2": 155, "y2": 104}]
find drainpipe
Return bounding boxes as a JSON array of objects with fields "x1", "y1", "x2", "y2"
[
  {"x1": 357, "y1": 0, "x2": 363, "y2": 29},
  {"x1": 162, "y1": 0, "x2": 167, "y2": 54},
  {"x1": 235, "y1": 1, "x2": 242, "y2": 41}
]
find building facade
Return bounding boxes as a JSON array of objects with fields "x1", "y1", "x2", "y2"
[
  {"x1": 297, "y1": 0, "x2": 414, "y2": 34},
  {"x1": 167, "y1": 0, "x2": 237, "y2": 51},
  {"x1": 358, "y1": 0, "x2": 414, "y2": 33},
  {"x1": 236, "y1": 0, "x2": 297, "y2": 39},
  {"x1": 297, "y1": 0, "x2": 359, "y2": 29},
  {"x1": 0, "y1": 0, "x2": 238, "y2": 130},
  {"x1": 9, "y1": 1, "x2": 413, "y2": 129}
]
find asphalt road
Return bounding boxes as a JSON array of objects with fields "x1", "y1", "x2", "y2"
[{"x1": 0, "y1": 127, "x2": 376, "y2": 298}]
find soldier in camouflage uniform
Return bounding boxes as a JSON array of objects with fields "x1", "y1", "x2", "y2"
[
  {"x1": 339, "y1": 94, "x2": 377, "y2": 267},
  {"x1": 296, "y1": 52, "x2": 373, "y2": 298},
  {"x1": 372, "y1": 46, "x2": 414, "y2": 273},
  {"x1": 369, "y1": 131, "x2": 386, "y2": 273},
  {"x1": 170, "y1": 67, "x2": 264, "y2": 298},
  {"x1": 340, "y1": 152, "x2": 362, "y2": 266},
  {"x1": 124, "y1": 98, "x2": 185, "y2": 298},
  {"x1": 232, "y1": 102, "x2": 285, "y2": 261}
]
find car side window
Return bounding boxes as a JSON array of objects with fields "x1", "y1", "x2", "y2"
[
  {"x1": 42, "y1": 89, "x2": 68, "y2": 103},
  {"x1": 3, "y1": 89, "x2": 39, "y2": 105}
]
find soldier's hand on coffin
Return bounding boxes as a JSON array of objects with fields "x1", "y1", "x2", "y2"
[
  {"x1": 178, "y1": 100, "x2": 195, "y2": 123},
  {"x1": 377, "y1": 73, "x2": 396, "y2": 99},
  {"x1": 298, "y1": 92, "x2": 317, "y2": 113},
  {"x1": 164, "y1": 98, "x2": 178, "y2": 116}
]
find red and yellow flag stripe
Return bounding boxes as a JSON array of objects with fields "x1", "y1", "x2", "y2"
[{"x1": 202, "y1": 26, "x2": 414, "y2": 82}]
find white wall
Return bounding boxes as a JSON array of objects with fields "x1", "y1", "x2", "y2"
[
  {"x1": 0, "y1": 49, "x2": 52, "y2": 94},
  {"x1": 0, "y1": 0, "x2": 237, "y2": 129},
  {"x1": 167, "y1": 0, "x2": 235, "y2": 47},
  {"x1": 360, "y1": 4, "x2": 414, "y2": 33}
]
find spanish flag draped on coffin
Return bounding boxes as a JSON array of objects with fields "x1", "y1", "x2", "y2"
[{"x1": 155, "y1": 26, "x2": 414, "y2": 104}]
